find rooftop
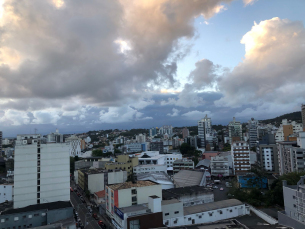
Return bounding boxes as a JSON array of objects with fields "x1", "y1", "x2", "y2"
[
  {"x1": 173, "y1": 170, "x2": 205, "y2": 187},
  {"x1": 134, "y1": 164, "x2": 166, "y2": 168},
  {"x1": 108, "y1": 180, "x2": 158, "y2": 190},
  {"x1": 162, "y1": 186, "x2": 212, "y2": 200},
  {"x1": 161, "y1": 199, "x2": 180, "y2": 205},
  {"x1": 196, "y1": 159, "x2": 210, "y2": 167},
  {"x1": 119, "y1": 204, "x2": 148, "y2": 213},
  {"x1": 94, "y1": 190, "x2": 106, "y2": 198},
  {"x1": 3, "y1": 201, "x2": 72, "y2": 215},
  {"x1": 184, "y1": 199, "x2": 243, "y2": 215},
  {"x1": 137, "y1": 172, "x2": 173, "y2": 184}
]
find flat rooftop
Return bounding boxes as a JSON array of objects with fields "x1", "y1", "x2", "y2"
[
  {"x1": 108, "y1": 180, "x2": 158, "y2": 190},
  {"x1": 173, "y1": 170, "x2": 205, "y2": 187},
  {"x1": 184, "y1": 199, "x2": 243, "y2": 216},
  {"x1": 162, "y1": 199, "x2": 180, "y2": 205},
  {"x1": 119, "y1": 204, "x2": 148, "y2": 213},
  {"x1": 162, "y1": 186, "x2": 212, "y2": 200},
  {"x1": 134, "y1": 164, "x2": 166, "y2": 168}
]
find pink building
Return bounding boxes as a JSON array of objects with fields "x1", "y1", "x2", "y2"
[{"x1": 202, "y1": 151, "x2": 220, "y2": 160}]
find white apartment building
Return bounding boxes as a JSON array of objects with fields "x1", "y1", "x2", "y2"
[
  {"x1": 165, "y1": 153, "x2": 182, "y2": 167},
  {"x1": 0, "y1": 184, "x2": 13, "y2": 203},
  {"x1": 133, "y1": 164, "x2": 167, "y2": 174},
  {"x1": 14, "y1": 134, "x2": 70, "y2": 208},
  {"x1": 46, "y1": 129, "x2": 63, "y2": 143},
  {"x1": 135, "y1": 134, "x2": 146, "y2": 143},
  {"x1": 231, "y1": 141, "x2": 251, "y2": 175},
  {"x1": 65, "y1": 135, "x2": 81, "y2": 157},
  {"x1": 198, "y1": 115, "x2": 212, "y2": 149},
  {"x1": 210, "y1": 156, "x2": 229, "y2": 177},
  {"x1": 275, "y1": 119, "x2": 303, "y2": 142},
  {"x1": 159, "y1": 125, "x2": 173, "y2": 135},
  {"x1": 173, "y1": 159, "x2": 194, "y2": 174},
  {"x1": 2, "y1": 138, "x2": 10, "y2": 145}
]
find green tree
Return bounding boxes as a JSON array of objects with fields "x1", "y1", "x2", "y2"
[
  {"x1": 223, "y1": 143, "x2": 231, "y2": 151},
  {"x1": 180, "y1": 143, "x2": 194, "y2": 155},
  {"x1": 114, "y1": 148, "x2": 122, "y2": 155}
]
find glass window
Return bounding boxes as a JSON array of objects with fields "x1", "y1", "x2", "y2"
[{"x1": 129, "y1": 219, "x2": 140, "y2": 229}]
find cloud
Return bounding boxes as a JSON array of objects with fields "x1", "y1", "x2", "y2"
[
  {"x1": 182, "y1": 110, "x2": 212, "y2": 120},
  {"x1": 0, "y1": 109, "x2": 30, "y2": 126},
  {"x1": 215, "y1": 17, "x2": 305, "y2": 107},
  {"x1": 167, "y1": 108, "x2": 180, "y2": 117},
  {"x1": 243, "y1": 0, "x2": 257, "y2": 6}
]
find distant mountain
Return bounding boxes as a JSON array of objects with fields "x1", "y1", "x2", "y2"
[{"x1": 259, "y1": 111, "x2": 302, "y2": 126}]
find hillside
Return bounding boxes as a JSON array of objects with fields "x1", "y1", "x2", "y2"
[{"x1": 259, "y1": 111, "x2": 302, "y2": 126}]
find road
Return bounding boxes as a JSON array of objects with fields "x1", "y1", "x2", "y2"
[{"x1": 70, "y1": 180, "x2": 112, "y2": 229}]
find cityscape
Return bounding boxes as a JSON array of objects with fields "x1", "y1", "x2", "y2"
[{"x1": 0, "y1": 0, "x2": 305, "y2": 229}]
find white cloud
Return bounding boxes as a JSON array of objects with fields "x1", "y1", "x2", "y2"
[
  {"x1": 243, "y1": 0, "x2": 257, "y2": 6},
  {"x1": 182, "y1": 110, "x2": 212, "y2": 120},
  {"x1": 0, "y1": 109, "x2": 30, "y2": 126},
  {"x1": 167, "y1": 108, "x2": 180, "y2": 117}
]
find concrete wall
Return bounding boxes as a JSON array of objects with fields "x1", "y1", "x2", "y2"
[
  {"x1": 0, "y1": 184, "x2": 13, "y2": 203},
  {"x1": 88, "y1": 173, "x2": 104, "y2": 193},
  {"x1": 108, "y1": 171, "x2": 127, "y2": 185},
  {"x1": 47, "y1": 207, "x2": 73, "y2": 224},
  {"x1": 278, "y1": 210, "x2": 305, "y2": 229},
  {"x1": 162, "y1": 202, "x2": 184, "y2": 220},
  {"x1": 283, "y1": 186, "x2": 298, "y2": 220},
  {"x1": 178, "y1": 192, "x2": 214, "y2": 207}
]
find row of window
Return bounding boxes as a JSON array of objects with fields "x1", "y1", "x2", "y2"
[
  {"x1": 0, "y1": 214, "x2": 45, "y2": 223},
  {"x1": 164, "y1": 211, "x2": 179, "y2": 216},
  {"x1": 1, "y1": 224, "x2": 32, "y2": 229}
]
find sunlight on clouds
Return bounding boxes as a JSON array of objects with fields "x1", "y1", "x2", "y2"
[
  {"x1": 114, "y1": 39, "x2": 132, "y2": 54},
  {"x1": 52, "y1": 0, "x2": 65, "y2": 8},
  {"x1": 0, "y1": 47, "x2": 22, "y2": 69},
  {"x1": 160, "y1": 89, "x2": 181, "y2": 94},
  {"x1": 243, "y1": 0, "x2": 257, "y2": 6}
]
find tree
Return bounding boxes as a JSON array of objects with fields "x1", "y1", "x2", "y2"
[
  {"x1": 223, "y1": 143, "x2": 231, "y2": 152},
  {"x1": 180, "y1": 143, "x2": 194, "y2": 155},
  {"x1": 114, "y1": 148, "x2": 122, "y2": 155}
]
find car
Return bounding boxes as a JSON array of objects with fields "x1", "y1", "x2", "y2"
[
  {"x1": 213, "y1": 186, "x2": 218, "y2": 189},
  {"x1": 70, "y1": 187, "x2": 74, "y2": 192},
  {"x1": 81, "y1": 198, "x2": 85, "y2": 203},
  {"x1": 98, "y1": 220, "x2": 104, "y2": 226},
  {"x1": 77, "y1": 193, "x2": 81, "y2": 197},
  {"x1": 92, "y1": 213, "x2": 99, "y2": 220},
  {"x1": 220, "y1": 187, "x2": 224, "y2": 191},
  {"x1": 89, "y1": 209, "x2": 92, "y2": 213}
]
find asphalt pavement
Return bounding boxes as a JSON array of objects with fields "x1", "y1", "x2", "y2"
[{"x1": 70, "y1": 180, "x2": 112, "y2": 229}]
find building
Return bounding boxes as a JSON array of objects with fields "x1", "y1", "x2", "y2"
[
  {"x1": 275, "y1": 119, "x2": 303, "y2": 142},
  {"x1": 173, "y1": 159, "x2": 194, "y2": 174},
  {"x1": 125, "y1": 143, "x2": 147, "y2": 153},
  {"x1": 105, "y1": 181, "x2": 162, "y2": 229},
  {"x1": 0, "y1": 131, "x2": 2, "y2": 154},
  {"x1": 277, "y1": 141, "x2": 298, "y2": 175},
  {"x1": 94, "y1": 190, "x2": 106, "y2": 205},
  {"x1": 182, "y1": 128, "x2": 189, "y2": 138},
  {"x1": 248, "y1": 118, "x2": 258, "y2": 148},
  {"x1": 133, "y1": 164, "x2": 167, "y2": 174},
  {"x1": 159, "y1": 125, "x2": 173, "y2": 135},
  {"x1": 0, "y1": 201, "x2": 74, "y2": 228},
  {"x1": 65, "y1": 134, "x2": 82, "y2": 157},
  {"x1": 237, "y1": 175, "x2": 268, "y2": 188},
  {"x1": 198, "y1": 115, "x2": 212, "y2": 149},
  {"x1": 165, "y1": 153, "x2": 182, "y2": 168},
  {"x1": 149, "y1": 127, "x2": 159, "y2": 137},
  {"x1": 135, "y1": 134, "x2": 146, "y2": 143},
  {"x1": 14, "y1": 134, "x2": 70, "y2": 209},
  {"x1": 173, "y1": 170, "x2": 208, "y2": 188},
  {"x1": 105, "y1": 155, "x2": 138, "y2": 176},
  {"x1": 0, "y1": 183, "x2": 13, "y2": 203},
  {"x1": 138, "y1": 153, "x2": 167, "y2": 166},
  {"x1": 195, "y1": 159, "x2": 210, "y2": 170},
  {"x1": 137, "y1": 172, "x2": 175, "y2": 189},
  {"x1": 162, "y1": 186, "x2": 214, "y2": 207},
  {"x1": 231, "y1": 141, "x2": 251, "y2": 175},
  {"x1": 210, "y1": 156, "x2": 229, "y2": 177},
  {"x1": 2, "y1": 138, "x2": 10, "y2": 145},
  {"x1": 202, "y1": 151, "x2": 219, "y2": 160},
  {"x1": 279, "y1": 176, "x2": 305, "y2": 228},
  {"x1": 302, "y1": 104, "x2": 305, "y2": 131},
  {"x1": 228, "y1": 117, "x2": 242, "y2": 144},
  {"x1": 162, "y1": 199, "x2": 249, "y2": 227},
  {"x1": 258, "y1": 144, "x2": 279, "y2": 173},
  {"x1": 46, "y1": 129, "x2": 63, "y2": 143},
  {"x1": 150, "y1": 141, "x2": 164, "y2": 154},
  {"x1": 184, "y1": 136, "x2": 198, "y2": 148},
  {"x1": 78, "y1": 169, "x2": 127, "y2": 193}
]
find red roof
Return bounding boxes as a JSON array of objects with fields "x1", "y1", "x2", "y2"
[{"x1": 95, "y1": 190, "x2": 106, "y2": 198}]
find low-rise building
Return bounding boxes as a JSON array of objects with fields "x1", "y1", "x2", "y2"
[
  {"x1": 0, "y1": 183, "x2": 13, "y2": 203},
  {"x1": 162, "y1": 186, "x2": 214, "y2": 207},
  {"x1": 173, "y1": 159, "x2": 194, "y2": 174},
  {"x1": 210, "y1": 156, "x2": 229, "y2": 177},
  {"x1": 136, "y1": 172, "x2": 174, "y2": 189},
  {"x1": 133, "y1": 164, "x2": 167, "y2": 174},
  {"x1": 195, "y1": 159, "x2": 210, "y2": 170},
  {"x1": 105, "y1": 181, "x2": 162, "y2": 229},
  {"x1": 162, "y1": 199, "x2": 249, "y2": 227},
  {"x1": 78, "y1": 169, "x2": 127, "y2": 193},
  {"x1": 138, "y1": 153, "x2": 167, "y2": 166},
  {"x1": 94, "y1": 190, "x2": 106, "y2": 205},
  {"x1": 173, "y1": 170, "x2": 207, "y2": 188},
  {"x1": 105, "y1": 155, "x2": 138, "y2": 176},
  {"x1": 165, "y1": 153, "x2": 182, "y2": 168}
]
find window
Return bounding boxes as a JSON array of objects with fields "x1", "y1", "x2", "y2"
[
  {"x1": 188, "y1": 218, "x2": 191, "y2": 221},
  {"x1": 131, "y1": 189, "x2": 137, "y2": 195},
  {"x1": 14, "y1": 217, "x2": 18, "y2": 221},
  {"x1": 28, "y1": 215, "x2": 32, "y2": 219},
  {"x1": 34, "y1": 214, "x2": 39, "y2": 217},
  {"x1": 165, "y1": 213, "x2": 169, "y2": 216},
  {"x1": 22, "y1": 216, "x2": 26, "y2": 219},
  {"x1": 174, "y1": 211, "x2": 179, "y2": 214},
  {"x1": 0, "y1": 219, "x2": 4, "y2": 223},
  {"x1": 129, "y1": 219, "x2": 140, "y2": 229}
]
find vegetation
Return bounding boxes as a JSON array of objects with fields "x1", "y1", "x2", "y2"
[
  {"x1": 179, "y1": 143, "x2": 201, "y2": 166},
  {"x1": 114, "y1": 148, "x2": 122, "y2": 155},
  {"x1": 92, "y1": 149, "x2": 112, "y2": 157},
  {"x1": 222, "y1": 143, "x2": 231, "y2": 151},
  {"x1": 92, "y1": 143, "x2": 106, "y2": 149},
  {"x1": 228, "y1": 171, "x2": 305, "y2": 207},
  {"x1": 259, "y1": 111, "x2": 302, "y2": 127},
  {"x1": 120, "y1": 129, "x2": 149, "y2": 137}
]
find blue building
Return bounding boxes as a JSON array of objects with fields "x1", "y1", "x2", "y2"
[{"x1": 238, "y1": 175, "x2": 268, "y2": 189}]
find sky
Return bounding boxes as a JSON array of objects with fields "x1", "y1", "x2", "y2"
[{"x1": 0, "y1": 0, "x2": 305, "y2": 137}]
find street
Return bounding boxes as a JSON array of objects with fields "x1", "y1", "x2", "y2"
[{"x1": 70, "y1": 180, "x2": 112, "y2": 229}]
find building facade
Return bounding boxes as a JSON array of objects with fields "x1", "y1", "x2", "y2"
[
  {"x1": 46, "y1": 129, "x2": 63, "y2": 143},
  {"x1": 231, "y1": 141, "x2": 251, "y2": 175},
  {"x1": 105, "y1": 155, "x2": 138, "y2": 176},
  {"x1": 65, "y1": 135, "x2": 82, "y2": 157},
  {"x1": 228, "y1": 117, "x2": 242, "y2": 144},
  {"x1": 210, "y1": 156, "x2": 229, "y2": 177},
  {"x1": 0, "y1": 183, "x2": 13, "y2": 203},
  {"x1": 277, "y1": 141, "x2": 298, "y2": 175},
  {"x1": 198, "y1": 115, "x2": 212, "y2": 149},
  {"x1": 173, "y1": 159, "x2": 194, "y2": 174},
  {"x1": 248, "y1": 118, "x2": 258, "y2": 148},
  {"x1": 133, "y1": 164, "x2": 167, "y2": 174},
  {"x1": 275, "y1": 119, "x2": 303, "y2": 142},
  {"x1": 258, "y1": 144, "x2": 278, "y2": 173},
  {"x1": 14, "y1": 134, "x2": 70, "y2": 209}
]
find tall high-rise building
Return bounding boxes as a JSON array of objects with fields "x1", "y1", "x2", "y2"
[
  {"x1": 198, "y1": 115, "x2": 212, "y2": 149},
  {"x1": 302, "y1": 104, "x2": 305, "y2": 131},
  {"x1": 182, "y1": 127, "x2": 189, "y2": 138},
  {"x1": 248, "y1": 118, "x2": 258, "y2": 148},
  {"x1": 159, "y1": 125, "x2": 173, "y2": 135},
  {"x1": 149, "y1": 127, "x2": 158, "y2": 137},
  {"x1": 46, "y1": 128, "x2": 63, "y2": 143},
  {"x1": 228, "y1": 117, "x2": 242, "y2": 144},
  {"x1": 14, "y1": 134, "x2": 70, "y2": 209},
  {"x1": 0, "y1": 131, "x2": 2, "y2": 155}
]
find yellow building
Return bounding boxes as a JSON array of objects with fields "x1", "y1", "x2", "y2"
[{"x1": 105, "y1": 155, "x2": 138, "y2": 176}]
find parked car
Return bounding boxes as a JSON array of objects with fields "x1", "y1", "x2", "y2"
[
  {"x1": 98, "y1": 220, "x2": 104, "y2": 226},
  {"x1": 92, "y1": 213, "x2": 99, "y2": 220},
  {"x1": 220, "y1": 187, "x2": 224, "y2": 191},
  {"x1": 213, "y1": 186, "x2": 218, "y2": 189},
  {"x1": 70, "y1": 187, "x2": 74, "y2": 192}
]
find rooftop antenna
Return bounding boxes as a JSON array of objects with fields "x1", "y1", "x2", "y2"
[{"x1": 34, "y1": 128, "x2": 38, "y2": 134}]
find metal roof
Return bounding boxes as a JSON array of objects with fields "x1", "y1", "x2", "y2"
[{"x1": 173, "y1": 170, "x2": 205, "y2": 188}]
